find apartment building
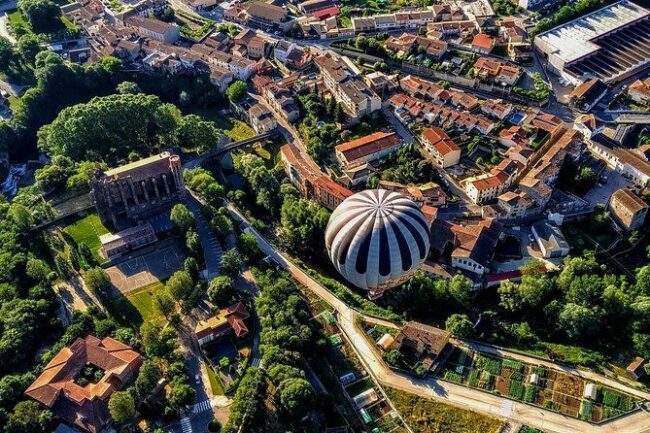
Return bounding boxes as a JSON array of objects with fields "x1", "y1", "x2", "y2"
[
  {"x1": 421, "y1": 127, "x2": 461, "y2": 168},
  {"x1": 335, "y1": 131, "x2": 401, "y2": 166},
  {"x1": 315, "y1": 53, "x2": 381, "y2": 121},
  {"x1": 264, "y1": 84, "x2": 301, "y2": 123}
]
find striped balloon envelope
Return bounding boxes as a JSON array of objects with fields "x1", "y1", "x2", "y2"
[{"x1": 325, "y1": 189, "x2": 430, "y2": 298}]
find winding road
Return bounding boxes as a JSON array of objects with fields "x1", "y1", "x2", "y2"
[{"x1": 224, "y1": 200, "x2": 650, "y2": 433}]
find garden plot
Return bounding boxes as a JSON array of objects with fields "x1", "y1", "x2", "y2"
[{"x1": 440, "y1": 348, "x2": 641, "y2": 423}]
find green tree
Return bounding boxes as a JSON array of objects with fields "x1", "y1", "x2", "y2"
[
  {"x1": 166, "y1": 270, "x2": 194, "y2": 301},
  {"x1": 559, "y1": 303, "x2": 603, "y2": 341},
  {"x1": 108, "y1": 391, "x2": 136, "y2": 423},
  {"x1": 78, "y1": 242, "x2": 96, "y2": 266},
  {"x1": 5, "y1": 401, "x2": 53, "y2": 433},
  {"x1": 238, "y1": 232, "x2": 258, "y2": 261},
  {"x1": 152, "y1": 290, "x2": 175, "y2": 318},
  {"x1": 26, "y1": 257, "x2": 50, "y2": 283},
  {"x1": 155, "y1": 103, "x2": 182, "y2": 145},
  {"x1": 178, "y1": 114, "x2": 221, "y2": 152},
  {"x1": 445, "y1": 313, "x2": 474, "y2": 339},
  {"x1": 9, "y1": 204, "x2": 34, "y2": 230},
  {"x1": 135, "y1": 360, "x2": 163, "y2": 399},
  {"x1": 116, "y1": 81, "x2": 141, "y2": 94},
  {"x1": 220, "y1": 249, "x2": 243, "y2": 277},
  {"x1": 170, "y1": 203, "x2": 195, "y2": 233},
  {"x1": 17, "y1": 34, "x2": 41, "y2": 63},
  {"x1": 225, "y1": 80, "x2": 247, "y2": 102},
  {"x1": 168, "y1": 380, "x2": 196, "y2": 411},
  {"x1": 207, "y1": 275, "x2": 236, "y2": 307},
  {"x1": 18, "y1": 0, "x2": 62, "y2": 33},
  {"x1": 278, "y1": 378, "x2": 314, "y2": 417},
  {"x1": 185, "y1": 229, "x2": 202, "y2": 258},
  {"x1": 184, "y1": 256, "x2": 200, "y2": 282},
  {"x1": 0, "y1": 37, "x2": 15, "y2": 72},
  {"x1": 84, "y1": 267, "x2": 111, "y2": 299}
]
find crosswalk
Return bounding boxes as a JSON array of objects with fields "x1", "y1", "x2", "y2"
[
  {"x1": 499, "y1": 399, "x2": 514, "y2": 417},
  {"x1": 191, "y1": 399, "x2": 212, "y2": 414},
  {"x1": 252, "y1": 357, "x2": 261, "y2": 367},
  {"x1": 180, "y1": 417, "x2": 192, "y2": 433}
]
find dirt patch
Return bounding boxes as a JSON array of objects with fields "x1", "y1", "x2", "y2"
[
  {"x1": 495, "y1": 376, "x2": 509, "y2": 395},
  {"x1": 552, "y1": 374, "x2": 584, "y2": 399},
  {"x1": 54, "y1": 274, "x2": 102, "y2": 313}
]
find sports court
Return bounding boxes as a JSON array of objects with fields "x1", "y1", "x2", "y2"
[{"x1": 106, "y1": 244, "x2": 185, "y2": 297}]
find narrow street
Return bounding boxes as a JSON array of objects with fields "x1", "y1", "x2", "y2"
[{"x1": 185, "y1": 192, "x2": 223, "y2": 280}]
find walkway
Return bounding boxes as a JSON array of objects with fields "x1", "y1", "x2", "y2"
[{"x1": 224, "y1": 200, "x2": 650, "y2": 433}]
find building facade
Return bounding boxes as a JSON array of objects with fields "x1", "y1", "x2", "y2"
[{"x1": 90, "y1": 152, "x2": 185, "y2": 228}]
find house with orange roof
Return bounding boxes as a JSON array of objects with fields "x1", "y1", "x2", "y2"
[
  {"x1": 280, "y1": 143, "x2": 354, "y2": 210},
  {"x1": 25, "y1": 336, "x2": 142, "y2": 433},
  {"x1": 465, "y1": 165, "x2": 515, "y2": 204},
  {"x1": 195, "y1": 302, "x2": 251, "y2": 346},
  {"x1": 471, "y1": 33, "x2": 495, "y2": 54},
  {"x1": 498, "y1": 125, "x2": 529, "y2": 148}
]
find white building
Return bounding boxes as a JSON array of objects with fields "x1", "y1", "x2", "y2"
[{"x1": 531, "y1": 221, "x2": 570, "y2": 258}]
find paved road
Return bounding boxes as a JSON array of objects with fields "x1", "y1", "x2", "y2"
[
  {"x1": 225, "y1": 200, "x2": 650, "y2": 433},
  {"x1": 185, "y1": 192, "x2": 222, "y2": 280}
]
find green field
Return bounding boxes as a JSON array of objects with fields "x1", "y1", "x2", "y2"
[
  {"x1": 63, "y1": 214, "x2": 109, "y2": 262},
  {"x1": 105, "y1": 281, "x2": 169, "y2": 328}
]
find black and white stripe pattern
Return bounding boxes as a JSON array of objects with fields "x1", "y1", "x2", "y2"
[{"x1": 325, "y1": 189, "x2": 430, "y2": 292}]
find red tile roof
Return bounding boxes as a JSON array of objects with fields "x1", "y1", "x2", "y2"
[
  {"x1": 472, "y1": 33, "x2": 495, "y2": 50},
  {"x1": 422, "y1": 127, "x2": 460, "y2": 156},
  {"x1": 335, "y1": 132, "x2": 400, "y2": 163},
  {"x1": 25, "y1": 336, "x2": 142, "y2": 433}
]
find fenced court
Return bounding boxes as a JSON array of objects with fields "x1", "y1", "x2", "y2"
[{"x1": 106, "y1": 244, "x2": 185, "y2": 296}]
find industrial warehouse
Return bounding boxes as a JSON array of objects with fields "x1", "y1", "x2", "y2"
[{"x1": 535, "y1": 0, "x2": 650, "y2": 84}]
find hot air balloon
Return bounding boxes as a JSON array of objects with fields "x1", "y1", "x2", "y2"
[{"x1": 325, "y1": 189, "x2": 430, "y2": 298}]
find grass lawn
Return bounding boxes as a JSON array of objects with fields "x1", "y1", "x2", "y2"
[
  {"x1": 206, "y1": 364, "x2": 226, "y2": 396},
  {"x1": 387, "y1": 388, "x2": 504, "y2": 433},
  {"x1": 105, "y1": 281, "x2": 169, "y2": 328},
  {"x1": 63, "y1": 214, "x2": 109, "y2": 262},
  {"x1": 7, "y1": 11, "x2": 29, "y2": 33},
  {"x1": 224, "y1": 120, "x2": 255, "y2": 141}
]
